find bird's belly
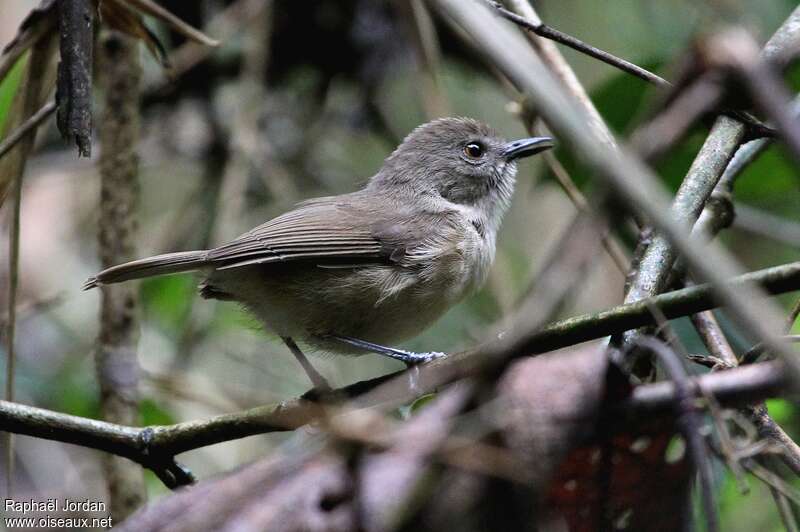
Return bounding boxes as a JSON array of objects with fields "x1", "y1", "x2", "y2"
[{"x1": 206, "y1": 261, "x2": 474, "y2": 353}]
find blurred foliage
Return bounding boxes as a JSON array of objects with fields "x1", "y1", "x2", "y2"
[
  {"x1": 141, "y1": 275, "x2": 196, "y2": 335},
  {"x1": 0, "y1": 0, "x2": 798, "y2": 527}
]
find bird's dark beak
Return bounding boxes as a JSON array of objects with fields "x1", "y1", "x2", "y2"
[{"x1": 501, "y1": 136, "x2": 554, "y2": 161}]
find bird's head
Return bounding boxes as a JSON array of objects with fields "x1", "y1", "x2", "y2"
[{"x1": 371, "y1": 117, "x2": 553, "y2": 225}]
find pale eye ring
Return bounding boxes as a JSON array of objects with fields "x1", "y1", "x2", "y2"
[{"x1": 463, "y1": 142, "x2": 484, "y2": 159}]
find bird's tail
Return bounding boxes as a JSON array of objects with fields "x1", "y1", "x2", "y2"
[{"x1": 83, "y1": 250, "x2": 209, "y2": 290}]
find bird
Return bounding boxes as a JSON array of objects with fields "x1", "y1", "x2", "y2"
[{"x1": 84, "y1": 117, "x2": 554, "y2": 390}]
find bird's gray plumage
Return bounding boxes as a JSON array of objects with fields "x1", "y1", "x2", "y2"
[{"x1": 85, "y1": 117, "x2": 552, "y2": 355}]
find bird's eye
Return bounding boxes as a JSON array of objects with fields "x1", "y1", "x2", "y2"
[{"x1": 463, "y1": 142, "x2": 484, "y2": 159}]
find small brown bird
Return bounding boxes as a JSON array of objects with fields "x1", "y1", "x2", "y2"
[{"x1": 85, "y1": 117, "x2": 553, "y2": 389}]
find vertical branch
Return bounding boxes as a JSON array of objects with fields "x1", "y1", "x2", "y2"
[
  {"x1": 96, "y1": 30, "x2": 145, "y2": 519},
  {"x1": 56, "y1": 0, "x2": 94, "y2": 156}
]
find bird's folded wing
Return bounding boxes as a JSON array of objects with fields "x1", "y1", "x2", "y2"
[{"x1": 206, "y1": 194, "x2": 404, "y2": 270}]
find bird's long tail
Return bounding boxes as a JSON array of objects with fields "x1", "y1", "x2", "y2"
[{"x1": 83, "y1": 250, "x2": 209, "y2": 290}]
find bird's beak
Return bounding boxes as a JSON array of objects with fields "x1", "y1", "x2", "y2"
[{"x1": 501, "y1": 136, "x2": 554, "y2": 161}]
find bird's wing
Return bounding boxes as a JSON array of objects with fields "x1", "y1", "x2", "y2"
[{"x1": 206, "y1": 193, "x2": 453, "y2": 271}]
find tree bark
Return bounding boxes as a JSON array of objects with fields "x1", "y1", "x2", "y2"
[{"x1": 96, "y1": 30, "x2": 146, "y2": 520}]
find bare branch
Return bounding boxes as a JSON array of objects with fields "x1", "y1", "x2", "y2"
[
  {"x1": 0, "y1": 100, "x2": 56, "y2": 160},
  {"x1": 485, "y1": 0, "x2": 668, "y2": 87},
  {"x1": 0, "y1": 357, "x2": 787, "y2": 485},
  {"x1": 430, "y1": 0, "x2": 800, "y2": 378},
  {"x1": 0, "y1": 260, "x2": 798, "y2": 486},
  {"x1": 95, "y1": 30, "x2": 146, "y2": 517},
  {"x1": 691, "y1": 311, "x2": 738, "y2": 367},
  {"x1": 56, "y1": 0, "x2": 94, "y2": 156},
  {"x1": 3, "y1": 31, "x2": 57, "y2": 497},
  {"x1": 122, "y1": 0, "x2": 219, "y2": 47}
]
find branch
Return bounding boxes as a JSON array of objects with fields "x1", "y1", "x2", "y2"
[
  {"x1": 707, "y1": 28, "x2": 800, "y2": 167},
  {"x1": 0, "y1": 100, "x2": 56, "y2": 160},
  {"x1": 3, "y1": 31, "x2": 57, "y2": 497},
  {"x1": 631, "y1": 7, "x2": 800, "y2": 159},
  {"x1": 0, "y1": 261, "x2": 798, "y2": 482},
  {"x1": 504, "y1": 0, "x2": 628, "y2": 273},
  {"x1": 95, "y1": 30, "x2": 146, "y2": 517},
  {"x1": 485, "y1": 0, "x2": 668, "y2": 87},
  {"x1": 620, "y1": 20, "x2": 800, "y2": 363},
  {"x1": 122, "y1": 0, "x2": 219, "y2": 47},
  {"x1": 0, "y1": 357, "x2": 786, "y2": 479},
  {"x1": 56, "y1": 0, "x2": 94, "y2": 156},
  {"x1": 430, "y1": 0, "x2": 800, "y2": 378}
]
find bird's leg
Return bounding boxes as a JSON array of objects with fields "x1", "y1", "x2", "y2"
[
  {"x1": 325, "y1": 334, "x2": 447, "y2": 366},
  {"x1": 281, "y1": 336, "x2": 331, "y2": 393}
]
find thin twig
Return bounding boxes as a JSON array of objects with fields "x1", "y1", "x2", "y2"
[
  {"x1": 539, "y1": 146, "x2": 629, "y2": 274},
  {"x1": 690, "y1": 305, "x2": 800, "y2": 490},
  {"x1": 485, "y1": 0, "x2": 668, "y2": 87},
  {"x1": 691, "y1": 311, "x2": 739, "y2": 367},
  {"x1": 742, "y1": 458, "x2": 800, "y2": 506},
  {"x1": 733, "y1": 203, "x2": 800, "y2": 249},
  {"x1": 631, "y1": 7, "x2": 800, "y2": 160},
  {"x1": 741, "y1": 336, "x2": 800, "y2": 366},
  {"x1": 502, "y1": 0, "x2": 628, "y2": 275},
  {"x1": 0, "y1": 1, "x2": 57, "y2": 84},
  {"x1": 431, "y1": 0, "x2": 800, "y2": 380},
  {"x1": 122, "y1": 0, "x2": 219, "y2": 47},
  {"x1": 770, "y1": 484, "x2": 800, "y2": 532},
  {"x1": 3, "y1": 32, "x2": 55, "y2": 498},
  {"x1": 0, "y1": 358, "x2": 787, "y2": 487},
  {"x1": 399, "y1": 0, "x2": 450, "y2": 118},
  {"x1": 508, "y1": 0, "x2": 616, "y2": 149},
  {"x1": 0, "y1": 100, "x2": 56, "y2": 160}
]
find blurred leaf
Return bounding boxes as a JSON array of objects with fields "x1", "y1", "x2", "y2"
[
  {"x1": 765, "y1": 398, "x2": 791, "y2": 425},
  {"x1": 0, "y1": 55, "x2": 27, "y2": 136},
  {"x1": 43, "y1": 358, "x2": 100, "y2": 419},
  {"x1": 141, "y1": 275, "x2": 196, "y2": 332},
  {"x1": 140, "y1": 397, "x2": 176, "y2": 426},
  {"x1": 734, "y1": 144, "x2": 800, "y2": 218}
]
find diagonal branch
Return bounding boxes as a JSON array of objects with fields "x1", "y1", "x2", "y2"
[
  {"x1": 430, "y1": 0, "x2": 800, "y2": 379},
  {"x1": 0, "y1": 359, "x2": 787, "y2": 485},
  {"x1": 485, "y1": 0, "x2": 668, "y2": 87},
  {"x1": 0, "y1": 100, "x2": 56, "y2": 160},
  {"x1": 0, "y1": 261, "x2": 798, "y2": 487}
]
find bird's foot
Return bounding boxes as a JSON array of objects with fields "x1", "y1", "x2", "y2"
[{"x1": 325, "y1": 334, "x2": 448, "y2": 365}]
